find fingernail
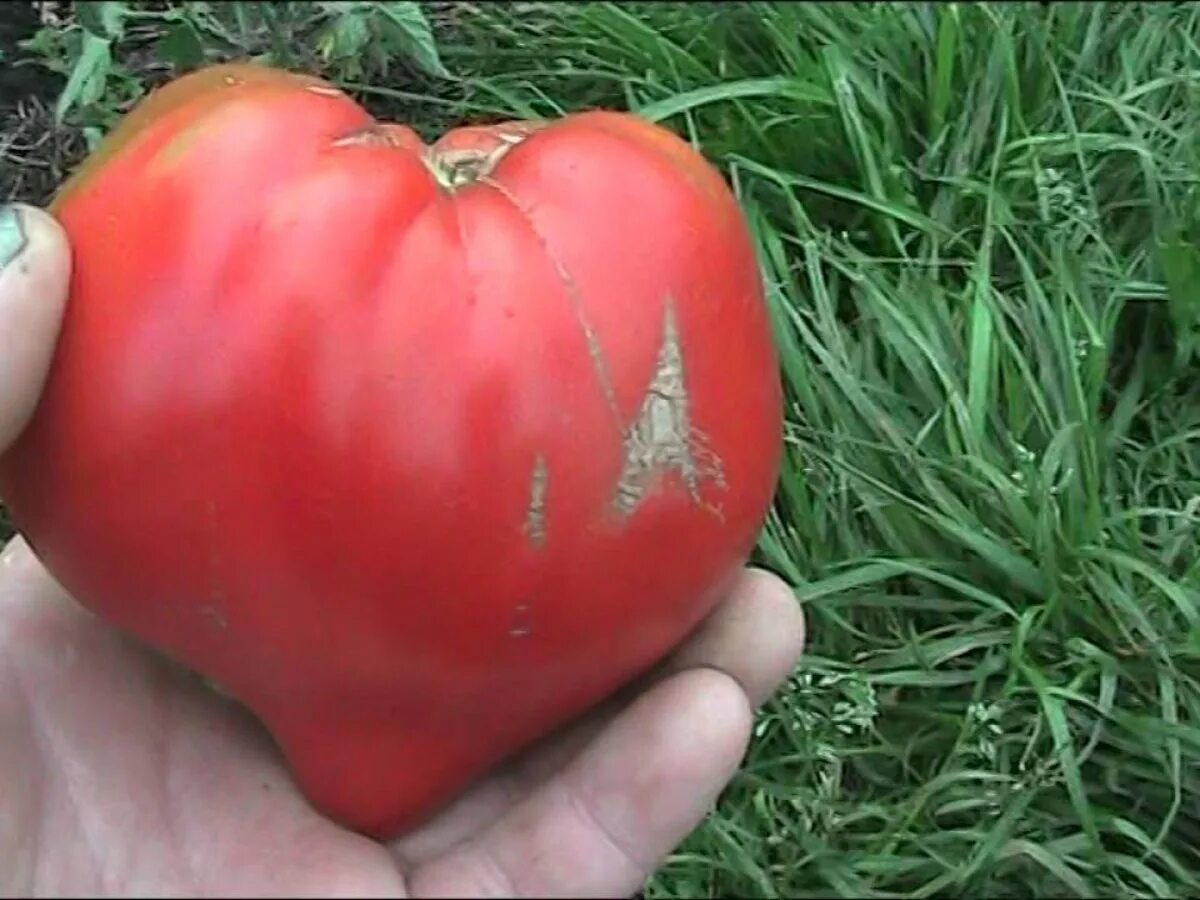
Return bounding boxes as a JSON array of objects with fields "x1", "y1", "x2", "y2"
[{"x1": 0, "y1": 205, "x2": 28, "y2": 272}]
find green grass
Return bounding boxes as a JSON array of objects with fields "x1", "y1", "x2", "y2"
[{"x1": 5, "y1": 1, "x2": 1200, "y2": 896}]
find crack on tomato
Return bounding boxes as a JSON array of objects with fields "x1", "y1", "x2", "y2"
[
  {"x1": 425, "y1": 147, "x2": 504, "y2": 189},
  {"x1": 509, "y1": 603, "x2": 534, "y2": 638},
  {"x1": 477, "y1": 179, "x2": 726, "y2": 521},
  {"x1": 479, "y1": 176, "x2": 623, "y2": 431},
  {"x1": 305, "y1": 85, "x2": 345, "y2": 99},
  {"x1": 524, "y1": 455, "x2": 550, "y2": 548},
  {"x1": 332, "y1": 125, "x2": 404, "y2": 149},
  {"x1": 425, "y1": 125, "x2": 536, "y2": 190},
  {"x1": 613, "y1": 300, "x2": 727, "y2": 518}
]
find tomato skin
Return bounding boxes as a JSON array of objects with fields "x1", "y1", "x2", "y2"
[{"x1": 0, "y1": 64, "x2": 783, "y2": 836}]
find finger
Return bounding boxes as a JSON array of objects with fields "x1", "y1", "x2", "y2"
[
  {"x1": 407, "y1": 667, "x2": 752, "y2": 899},
  {"x1": 391, "y1": 568, "x2": 804, "y2": 867},
  {"x1": 658, "y1": 567, "x2": 805, "y2": 707},
  {"x1": 0, "y1": 535, "x2": 74, "y2": 612},
  {"x1": 0, "y1": 203, "x2": 70, "y2": 453}
]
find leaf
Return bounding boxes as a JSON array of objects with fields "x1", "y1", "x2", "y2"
[
  {"x1": 55, "y1": 31, "x2": 113, "y2": 124},
  {"x1": 930, "y1": 3, "x2": 960, "y2": 135},
  {"x1": 20, "y1": 26, "x2": 74, "y2": 77},
  {"x1": 76, "y1": 1, "x2": 128, "y2": 40},
  {"x1": 83, "y1": 125, "x2": 105, "y2": 152},
  {"x1": 635, "y1": 77, "x2": 833, "y2": 124},
  {"x1": 373, "y1": 2, "x2": 450, "y2": 78},
  {"x1": 318, "y1": 5, "x2": 372, "y2": 76},
  {"x1": 1157, "y1": 230, "x2": 1200, "y2": 365},
  {"x1": 155, "y1": 20, "x2": 206, "y2": 71}
]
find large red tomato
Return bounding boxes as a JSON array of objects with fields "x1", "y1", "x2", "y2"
[{"x1": 0, "y1": 64, "x2": 782, "y2": 837}]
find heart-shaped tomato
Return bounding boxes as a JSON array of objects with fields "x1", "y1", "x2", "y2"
[{"x1": 0, "y1": 64, "x2": 782, "y2": 837}]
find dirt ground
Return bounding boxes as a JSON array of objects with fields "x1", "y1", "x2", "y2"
[{"x1": 1, "y1": 2, "x2": 82, "y2": 207}]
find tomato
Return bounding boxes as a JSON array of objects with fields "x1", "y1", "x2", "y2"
[{"x1": 0, "y1": 63, "x2": 782, "y2": 837}]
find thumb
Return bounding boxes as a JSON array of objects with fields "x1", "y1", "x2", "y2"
[{"x1": 0, "y1": 204, "x2": 70, "y2": 452}]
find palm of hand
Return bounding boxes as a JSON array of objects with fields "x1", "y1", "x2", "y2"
[{"x1": 0, "y1": 536, "x2": 802, "y2": 898}]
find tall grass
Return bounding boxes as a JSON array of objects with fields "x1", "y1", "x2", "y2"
[{"x1": 428, "y1": 3, "x2": 1200, "y2": 896}]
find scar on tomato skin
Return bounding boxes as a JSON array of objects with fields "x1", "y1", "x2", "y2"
[
  {"x1": 331, "y1": 126, "x2": 403, "y2": 149},
  {"x1": 613, "y1": 299, "x2": 727, "y2": 518},
  {"x1": 305, "y1": 85, "x2": 345, "y2": 98},
  {"x1": 524, "y1": 455, "x2": 550, "y2": 548},
  {"x1": 509, "y1": 603, "x2": 533, "y2": 638},
  {"x1": 495, "y1": 130, "x2": 527, "y2": 146},
  {"x1": 479, "y1": 176, "x2": 622, "y2": 428},
  {"x1": 425, "y1": 147, "x2": 507, "y2": 190}
]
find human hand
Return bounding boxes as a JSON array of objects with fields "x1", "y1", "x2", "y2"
[{"x1": 0, "y1": 203, "x2": 806, "y2": 898}]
